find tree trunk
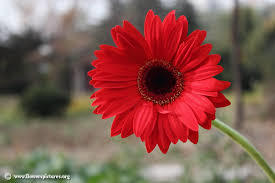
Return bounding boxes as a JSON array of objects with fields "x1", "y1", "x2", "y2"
[{"x1": 232, "y1": 0, "x2": 244, "y2": 129}]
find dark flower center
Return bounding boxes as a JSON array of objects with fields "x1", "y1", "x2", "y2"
[
  {"x1": 145, "y1": 66, "x2": 176, "y2": 95},
  {"x1": 137, "y1": 60, "x2": 183, "y2": 105}
]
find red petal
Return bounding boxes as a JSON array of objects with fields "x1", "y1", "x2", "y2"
[
  {"x1": 145, "y1": 123, "x2": 158, "y2": 153},
  {"x1": 187, "y1": 102, "x2": 211, "y2": 130},
  {"x1": 188, "y1": 130, "x2": 199, "y2": 144},
  {"x1": 163, "y1": 10, "x2": 176, "y2": 30},
  {"x1": 180, "y1": 43, "x2": 212, "y2": 73},
  {"x1": 93, "y1": 87, "x2": 138, "y2": 99},
  {"x1": 87, "y1": 69, "x2": 96, "y2": 77},
  {"x1": 187, "y1": 101, "x2": 208, "y2": 125},
  {"x1": 90, "y1": 93, "x2": 96, "y2": 99},
  {"x1": 111, "y1": 25, "x2": 120, "y2": 47},
  {"x1": 184, "y1": 29, "x2": 206, "y2": 47},
  {"x1": 141, "y1": 113, "x2": 157, "y2": 140},
  {"x1": 177, "y1": 15, "x2": 188, "y2": 43},
  {"x1": 144, "y1": 10, "x2": 155, "y2": 43},
  {"x1": 162, "y1": 10, "x2": 183, "y2": 61},
  {"x1": 173, "y1": 99, "x2": 199, "y2": 131},
  {"x1": 201, "y1": 113, "x2": 215, "y2": 129},
  {"x1": 161, "y1": 114, "x2": 178, "y2": 144},
  {"x1": 184, "y1": 78, "x2": 231, "y2": 92},
  {"x1": 91, "y1": 97, "x2": 107, "y2": 107},
  {"x1": 95, "y1": 64, "x2": 138, "y2": 76},
  {"x1": 201, "y1": 54, "x2": 221, "y2": 66},
  {"x1": 163, "y1": 22, "x2": 183, "y2": 61},
  {"x1": 115, "y1": 32, "x2": 149, "y2": 63},
  {"x1": 183, "y1": 87, "x2": 218, "y2": 97},
  {"x1": 123, "y1": 20, "x2": 152, "y2": 59},
  {"x1": 156, "y1": 104, "x2": 172, "y2": 114},
  {"x1": 93, "y1": 105, "x2": 102, "y2": 114},
  {"x1": 200, "y1": 119, "x2": 212, "y2": 130},
  {"x1": 184, "y1": 65, "x2": 224, "y2": 81},
  {"x1": 168, "y1": 114, "x2": 189, "y2": 141},
  {"x1": 121, "y1": 110, "x2": 135, "y2": 138},
  {"x1": 111, "y1": 24, "x2": 151, "y2": 64},
  {"x1": 181, "y1": 92, "x2": 216, "y2": 114},
  {"x1": 111, "y1": 113, "x2": 127, "y2": 137},
  {"x1": 157, "y1": 114, "x2": 171, "y2": 154},
  {"x1": 92, "y1": 87, "x2": 141, "y2": 118},
  {"x1": 97, "y1": 45, "x2": 142, "y2": 66},
  {"x1": 133, "y1": 102, "x2": 156, "y2": 137},
  {"x1": 148, "y1": 15, "x2": 163, "y2": 59},
  {"x1": 173, "y1": 36, "x2": 197, "y2": 67},
  {"x1": 208, "y1": 93, "x2": 231, "y2": 108},
  {"x1": 116, "y1": 33, "x2": 135, "y2": 48},
  {"x1": 90, "y1": 80, "x2": 136, "y2": 89},
  {"x1": 92, "y1": 71, "x2": 136, "y2": 82},
  {"x1": 101, "y1": 98, "x2": 140, "y2": 119}
]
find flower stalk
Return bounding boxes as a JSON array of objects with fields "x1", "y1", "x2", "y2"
[{"x1": 213, "y1": 119, "x2": 275, "y2": 183}]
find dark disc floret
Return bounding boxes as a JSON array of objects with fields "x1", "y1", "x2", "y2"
[{"x1": 137, "y1": 60, "x2": 183, "y2": 105}]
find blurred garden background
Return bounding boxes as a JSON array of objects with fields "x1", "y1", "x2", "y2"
[{"x1": 0, "y1": 0, "x2": 275, "y2": 182}]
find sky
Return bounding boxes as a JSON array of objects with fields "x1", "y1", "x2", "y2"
[
  {"x1": 0, "y1": 0, "x2": 274, "y2": 35},
  {"x1": 0, "y1": 0, "x2": 109, "y2": 34}
]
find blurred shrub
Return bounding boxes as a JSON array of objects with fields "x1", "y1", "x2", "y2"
[
  {"x1": 208, "y1": 7, "x2": 262, "y2": 92},
  {"x1": 0, "y1": 29, "x2": 43, "y2": 94},
  {"x1": 66, "y1": 95, "x2": 92, "y2": 117},
  {"x1": 245, "y1": 16, "x2": 275, "y2": 118},
  {"x1": 215, "y1": 48, "x2": 262, "y2": 91},
  {"x1": 246, "y1": 16, "x2": 275, "y2": 80},
  {"x1": 21, "y1": 86, "x2": 70, "y2": 117},
  {"x1": 0, "y1": 96, "x2": 25, "y2": 124}
]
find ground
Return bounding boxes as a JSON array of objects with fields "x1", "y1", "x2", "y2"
[{"x1": 0, "y1": 93, "x2": 274, "y2": 182}]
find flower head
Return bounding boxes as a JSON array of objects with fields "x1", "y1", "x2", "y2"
[{"x1": 88, "y1": 10, "x2": 231, "y2": 153}]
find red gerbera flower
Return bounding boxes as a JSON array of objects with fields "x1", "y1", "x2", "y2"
[{"x1": 88, "y1": 10, "x2": 231, "y2": 153}]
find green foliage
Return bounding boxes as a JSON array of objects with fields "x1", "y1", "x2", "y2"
[
  {"x1": 238, "y1": 7, "x2": 258, "y2": 46},
  {"x1": 78, "y1": 162, "x2": 147, "y2": 183},
  {"x1": 214, "y1": 47, "x2": 262, "y2": 91},
  {"x1": 20, "y1": 85, "x2": 70, "y2": 117},
  {"x1": 209, "y1": 7, "x2": 262, "y2": 91},
  {"x1": 246, "y1": 16, "x2": 275, "y2": 79},
  {"x1": 0, "y1": 29, "x2": 43, "y2": 94},
  {"x1": 2, "y1": 150, "x2": 147, "y2": 183},
  {"x1": 0, "y1": 96, "x2": 25, "y2": 124}
]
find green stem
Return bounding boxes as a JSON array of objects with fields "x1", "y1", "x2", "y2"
[{"x1": 213, "y1": 119, "x2": 275, "y2": 183}]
